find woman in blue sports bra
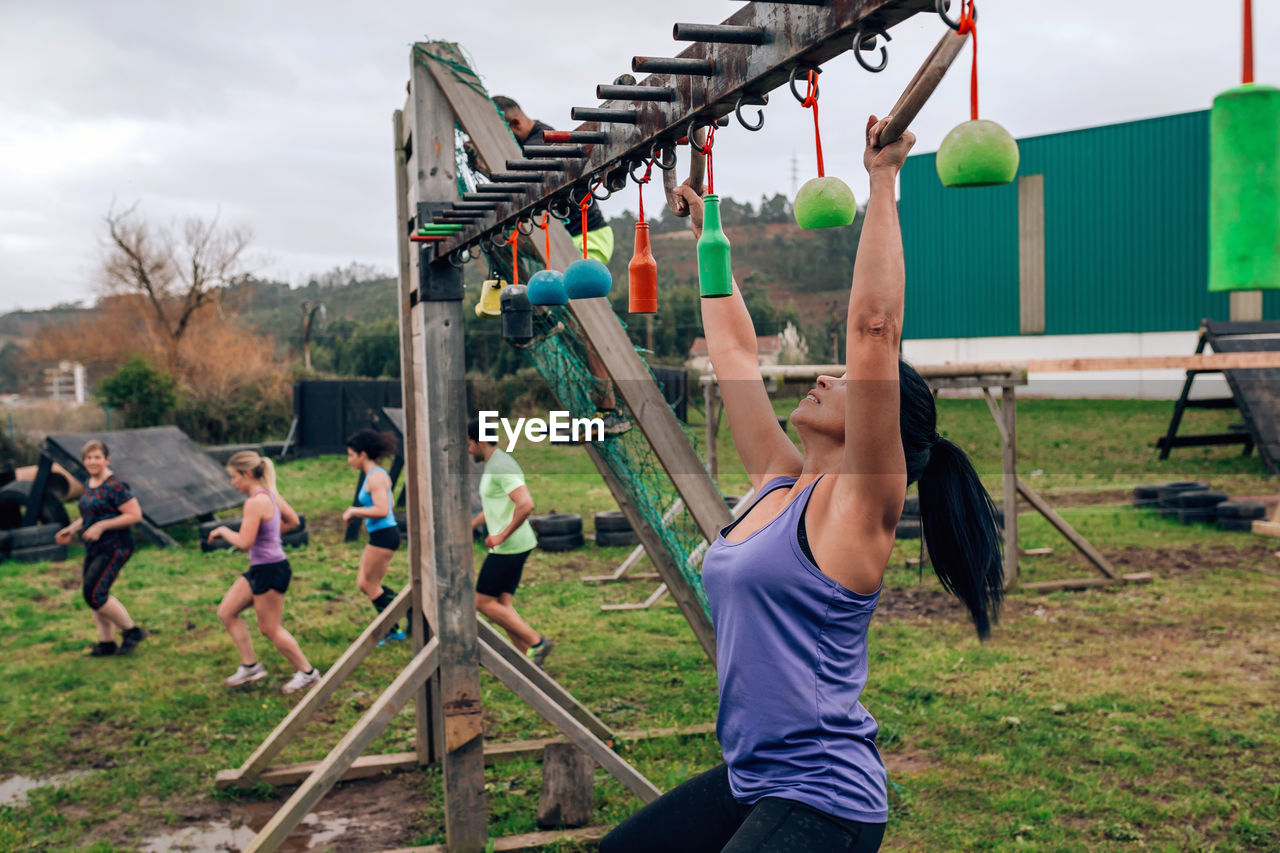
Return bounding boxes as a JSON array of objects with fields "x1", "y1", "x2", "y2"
[
  {"x1": 601, "y1": 119, "x2": 1004, "y2": 852},
  {"x1": 342, "y1": 429, "x2": 404, "y2": 640}
]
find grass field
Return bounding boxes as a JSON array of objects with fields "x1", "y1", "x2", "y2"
[{"x1": 1, "y1": 397, "x2": 1278, "y2": 851}]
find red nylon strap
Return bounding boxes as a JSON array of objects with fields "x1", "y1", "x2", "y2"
[
  {"x1": 692, "y1": 126, "x2": 717, "y2": 194},
  {"x1": 540, "y1": 211, "x2": 550, "y2": 261},
  {"x1": 578, "y1": 188, "x2": 594, "y2": 259},
  {"x1": 1243, "y1": 0, "x2": 1254, "y2": 84},
  {"x1": 636, "y1": 159, "x2": 654, "y2": 222},
  {"x1": 505, "y1": 229, "x2": 519, "y2": 286},
  {"x1": 958, "y1": 1, "x2": 978, "y2": 120},
  {"x1": 801, "y1": 71, "x2": 824, "y2": 178}
]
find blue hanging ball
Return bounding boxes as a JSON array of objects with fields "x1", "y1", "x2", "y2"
[
  {"x1": 526, "y1": 269, "x2": 568, "y2": 305},
  {"x1": 563, "y1": 258, "x2": 612, "y2": 299}
]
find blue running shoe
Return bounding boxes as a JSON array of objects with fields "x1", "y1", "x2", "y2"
[{"x1": 378, "y1": 629, "x2": 408, "y2": 647}]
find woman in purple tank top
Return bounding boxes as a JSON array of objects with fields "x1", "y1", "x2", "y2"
[
  {"x1": 208, "y1": 451, "x2": 321, "y2": 695},
  {"x1": 602, "y1": 119, "x2": 1004, "y2": 852}
]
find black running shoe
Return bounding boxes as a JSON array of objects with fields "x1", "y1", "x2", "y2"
[
  {"x1": 119, "y1": 627, "x2": 146, "y2": 654},
  {"x1": 88, "y1": 641, "x2": 117, "y2": 657}
]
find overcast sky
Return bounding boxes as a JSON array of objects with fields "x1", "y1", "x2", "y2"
[{"x1": 1, "y1": 1, "x2": 1276, "y2": 311}]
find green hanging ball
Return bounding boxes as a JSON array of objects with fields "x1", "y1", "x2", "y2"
[
  {"x1": 793, "y1": 176, "x2": 858, "y2": 229},
  {"x1": 936, "y1": 119, "x2": 1020, "y2": 188}
]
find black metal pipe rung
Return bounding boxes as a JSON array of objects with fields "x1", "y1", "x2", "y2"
[
  {"x1": 673, "y1": 23, "x2": 767, "y2": 44},
  {"x1": 542, "y1": 130, "x2": 610, "y2": 144},
  {"x1": 435, "y1": 210, "x2": 487, "y2": 218},
  {"x1": 632, "y1": 56, "x2": 714, "y2": 76},
  {"x1": 596, "y1": 84, "x2": 677, "y2": 102},
  {"x1": 504, "y1": 159, "x2": 567, "y2": 171},
  {"x1": 462, "y1": 193, "x2": 512, "y2": 202},
  {"x1": 476, "y1": 184, "x2": 532, "y2": 193},
  {"x1": 490, "y1": 172, "x2": 548, "y2": 182},
  {"x1": 452, "y1": 201, "x2": 500, "y2": 209},
  {"x1": 521, "y1": 144, "x2": 587, "y2": 158},
  {"x1": 570, "y1": 107, "x2": 639, "y2": 124}
]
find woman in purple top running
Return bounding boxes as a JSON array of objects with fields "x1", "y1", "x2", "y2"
[
  {"x1": 601, "y1": 119, "x2": 1004, "y2": 852},
  {"x1": 209, "y1": 450, "x2": 320, "y2": 694}
]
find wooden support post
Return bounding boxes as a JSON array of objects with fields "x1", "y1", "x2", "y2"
[
  {"x1": 225, "y1": 587, "x2": 412, "y2": 785},
  {"x1": 479, "y1": 642, "x2": 662, "y2": 804},
  {"x1": 23, "y1": 453, "x2": 54, "y2": 528},
  {"x1": 1015, "y1": 478, "x2": 1117, "y2": 579},
  {"x1": 981, "y1": 387, "x2": 1021, "y2": 589},
  {"x1": 408, "y1": 51, "x2": 487, "y2": 852},
  {"x1": 704, "y1": 377, "x2": 718, "y2": 484},
  {"x1": 394, "y1": 107, "x2": 438, "y2": 765},
  {"x1": 244, "y1": 639, "x2": 440, "y2": 853},
  {"x1": 537, "y1": 743, "x2": 594, "y2": 829}
]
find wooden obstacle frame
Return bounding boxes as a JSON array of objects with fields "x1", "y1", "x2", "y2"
[{"x1": 228, "y1": 3, "x2": 993, "y2": 849}]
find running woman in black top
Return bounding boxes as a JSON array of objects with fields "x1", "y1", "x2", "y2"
[{"x1": 55, "y1": 440, "x2": 146, "y2": 657}]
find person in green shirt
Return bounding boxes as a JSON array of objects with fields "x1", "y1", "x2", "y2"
[{"x1": 467, "y1": 419, "x2": 555, "y2": 667}]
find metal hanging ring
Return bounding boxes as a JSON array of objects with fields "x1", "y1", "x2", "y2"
[
  {"x1": 548, "y1": 196, "x2": 572, "y2": 220},
  {"x1": 449, "y1": 250, "x2": 467, "y2": 268},
  {"x1": 937, "y1": 0, "x2": 962, "y2": 30},
  {"x1": 651, "y1": 142, "x2": 677, "y2": 171},
  {"x1": 590, "y1": 179, "x2": 612, "y2": 201},
  {"x1": 789, "y1": 64, "x2": 821, "y2": 104},
  {"x1": 567, "y1": 185, "x2": 588, "y2": 207},
  {"x1": 853, "y1": 28, "x2": 890, "y2": 72},
  {"x1": 734, "y1": 93, "x2": 769, "y2": 131},
  {"x1": 686, "y1": 117, "x2": 719, "y2": 153},
  {"x1": 630, "y1": 158, "x2": 654, "y2": 184},
  {"x1": 516, "y1": 217, "x2": 535, "y2": 236},
  {"x1": 489, "y1": 229, "x2": 509, "y2": 248}
]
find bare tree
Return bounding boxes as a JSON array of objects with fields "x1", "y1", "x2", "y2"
[{"x1": 102, "y1": 202, "x2": 254, "y2": 368}]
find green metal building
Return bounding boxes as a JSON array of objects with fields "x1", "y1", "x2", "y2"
[{"x1": 900, "y1": 109, "x2": 1280, "y2": 341}]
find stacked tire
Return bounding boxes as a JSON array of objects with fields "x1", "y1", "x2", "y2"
[
  {"x1": 531, "y1": 513, "x2": 583, "y2": 552},
  {"x1": 200, "y1": 515, "x2": 309, "y2": 552},
  {"x1": 0, "y1": 481, "x2": 72, "y2": 563},
  {"x1": 593, "y1": 511, "x2": 637, "y2": 548},
  {"x1": 1215, "y1": 501, "x2": 1266, "y2": 531},
  {"x1": 1136, "y1": 480, "x2": 1258, "y2": 528}
]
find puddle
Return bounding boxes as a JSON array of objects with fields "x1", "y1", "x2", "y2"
[
  {"x1": 0, "y1": 770, "x2": 95, "y2": 807},
  {"x1": 140, "y1": 808, "x2": 363, "y2": 853}
]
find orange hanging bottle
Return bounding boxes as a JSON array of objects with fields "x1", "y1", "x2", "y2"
[{"x1": 629, "y1": 221, "x2": 657, "y2": 313}]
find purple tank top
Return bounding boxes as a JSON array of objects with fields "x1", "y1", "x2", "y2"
[
  {"x1": 247, "y1": 490, "x2": 286, "y2": 566},
  {"x1": 701, "y1": 475, "x2": 887, "y2": 823}
]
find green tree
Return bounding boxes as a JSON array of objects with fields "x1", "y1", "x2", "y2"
[{"x1": 97, "y1": 355, "x2": 178, "y2": 427}]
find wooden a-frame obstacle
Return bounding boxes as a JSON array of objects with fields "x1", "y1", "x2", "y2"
[{"x1": 227, "y1": 3, "x2": 979, "y2": 849}]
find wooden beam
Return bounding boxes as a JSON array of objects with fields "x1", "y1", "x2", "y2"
[
  {"x1": 476, "y1": 617, "x2": 615, "y2": 743},
  {"x1": 244, "y1": 639, "x2": 440, "y2": 853},
  {"x1": 225, "y1": 587, "x2": 412, "y2": 785},
  {"x1": 216, "y1": 723, "x2": 717, "y2": 790},
  {"x1": 1015, "y1": 478, "x2": 1117, "y2": 580},
  {"x1": 1020, "y1": 572, "x2": 1153, "y2": 593},
  {"x1": 377, "y1": 825, "x2": 609, "y2": 853},
  {"x1": 1025, "y1": 353, "x2": 1280, "y2": 372},
  {"x1": 395, "y1": 107, "x2": 438, "y2": 766},
  {"x1": 1250, "y1": 519, "x2": 1280, "y2": 537},
  {"x1": 480, "y1": 642, "x2": 662, "y2": 804},
  {"x1": 409, "y1": 49, "x2": 488, "y2": 853}
]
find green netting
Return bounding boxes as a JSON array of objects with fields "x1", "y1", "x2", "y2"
[{"x1": 519, "y1": 306, "x2": 716, "y2": 618}]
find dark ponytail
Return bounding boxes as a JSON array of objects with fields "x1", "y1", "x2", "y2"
[
  {"x1": 898, "y1": 360, "x2": 1003, "y2": 639},
  {"x1": 346, "y1": 428, "x2": 398, "y2": 461},
  {"x1": 916, "y1": 436, "x2": 1004, "y2": 638}
]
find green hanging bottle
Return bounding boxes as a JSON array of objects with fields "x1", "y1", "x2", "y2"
[{"x1": 698, "y1": 194, "x2": 733, "y2": 298}]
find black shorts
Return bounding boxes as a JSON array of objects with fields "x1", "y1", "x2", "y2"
[
  {"x1": 368, "y1": 526, "x2": 401, "y2": 552},
  {"x1": 244, "y1": 560, "x2": 292, "y2": 595},
  {"x1": 476, "y1": 550, "x2": 532, "y2": 597}
]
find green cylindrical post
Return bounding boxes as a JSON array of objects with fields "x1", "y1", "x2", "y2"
[
  {"x1": 698, "y1": 194, "x2": 733, "y2": 298},
  {"x1": 1209, "y1": 83, "x2": 1280, "y2": 292}
]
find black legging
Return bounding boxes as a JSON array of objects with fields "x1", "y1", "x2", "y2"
[{"x1": 599, "y1": 764, "x2": 885, "y2": 853}]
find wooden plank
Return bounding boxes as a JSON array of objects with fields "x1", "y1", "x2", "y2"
[
  {"x1": 1015, "y1": 478, "x2": 1117, "y2": 579},
  {"x1": 480, "y1": 642, "x2": 662, "y2": 804},
  {"x1": 1250, "y1": 519, "x2": 1280, "y2": 537},
  {"x1": 409, "y1": 49, "x2": 488, "y2": 852},
  {"x1": 601, "y1": 584, "x2": 669, "y2": 611},
  {"x1": 1017, "y1": 174, "x2": 1046, "y2": 335},
  {"x1": 377, "y1": 825, "x2": 609, "y2": 853},
  {"x1": 1024, "y1": 353, "x2": 1280, "y2": 372},
  {"x1": 476, "y1": 617, "x2": 615, "y2": 743},
  {"x1": 219, "y1": 723, "x2": 717, "y2": 790},
  {"x1": 1001, "y1": 389, "x2": 1020, "y2": 588},
  {"x1": 395, "y1": 107, "x2": 437, "y2": 767},
  {"x1": 227, "y1": 587, "x2": 412, "y2": 784},
  {"x1": 244, "y1": 639, "x2": 440, "y2": 853},
  {"x1": 1021, "y1": 572, "x2": 1153, "y2": 593},
  {"x1": 536, "y1": 743, "x2": 594, "y2": 829}
]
